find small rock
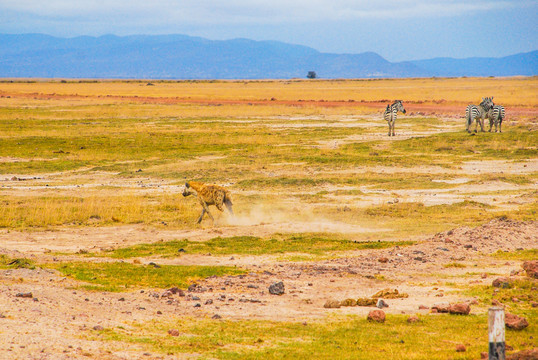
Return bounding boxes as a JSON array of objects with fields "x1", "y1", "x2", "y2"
[
  {"x1": 455, "y1": 344, "x2": 466, "y2": 352},
  {"x1": 522, "y1": 260, "x2": 538, "y2": 279},
  {"x1": 492, "y1": 277, "x2": 513, "y2": 288},
  {"x1": 118, "y1": 297, "x2": 125, "y2": 301},
  {"x1": 15, "y1": 292, "x2": 33, "y2": 298},
  {"x1": 505, "y1": 313, "x2": 529, "y2": 330},
  {"x1": 432, "y1": 304, "x2": 449, "y2": 313},
  {"x1": 506, "y1": 349, "x2": 538, "y2": 360},
  {"x1": 463, "y1": 244, "x2": 473, "y2": 249},
  {"x1": 531, "y1": 301, "x2": 538, "y2": 308},
  {"x1": 448, "y1": 303, "x2": 470, "y2": 315},
  {"x1": 268, "y1": 281, "x2": 285, "y2": 295},
  {"x1": 205, "y1": 299, "x2": 213, "y2": 305},
  {"x1": 156, "y1": 311, "x2": 162, "y2": 315},
  {"x1": 418, "y1": 305, "x2": 429, "y2": 310},
  {"x1": 168, "y1": 329, "x2": 179, "y2": 336},
  {"x1": 340, "y1": 298, "x2": 357, "y2": 307},
  {"x1": 367, "y1": 310, "x2": 385, "y2": 323},
  {"x1": 376, "y1": 299, "x2": 389, "y2": 309},
  {"x1": 492, "y1": 299, "x2": 504, "y2": 307},
  {"x1": 93, "y1": 325, "x2": 104, "y2": 331},
  {"x1": 480, "y1": 273, "x2": 488, "y2": 279},
  {"x1": 407, "y1": 315, "x2": 420, "y2": 323},
  {"x1": 212, "y1": 314, "x2": 221, "y2": 319},
  {"x1": 194, "y1": 303, "x2": 201, "y2": 308},
  {"x1": 356, "y1": 298, "x2": 377, "y2": 306},
  {"x1": 323, "y1": 300, "x2": 341, "y2": 309},
  {"x1": 378, "y1": 257, "x2": 389, "y2": 263}
]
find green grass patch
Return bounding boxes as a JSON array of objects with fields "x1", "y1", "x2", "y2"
[
  {"x1": 0, "y1": 255, "x2": 36, "y2": 269},
  {"x1": 490, "y1": 249, "x2": 538, "y2": 261},
  {"x1": 89, "y1": 313, "x2": 537, "y2": 359},
  {"x1": 47, "y1": 261, "x2": 244, "y2": 292},
  {"x1": 98, "y1": 235, "x2": 415, "y2": 259}
]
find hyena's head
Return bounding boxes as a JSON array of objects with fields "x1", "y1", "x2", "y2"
[{"x1": 182, "y1": 182, "x2": 196, "y2": 197}]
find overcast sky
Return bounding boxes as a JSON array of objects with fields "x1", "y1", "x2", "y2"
[{"x1": 0, "y1": 0, "x2": 536, "y2": 61}]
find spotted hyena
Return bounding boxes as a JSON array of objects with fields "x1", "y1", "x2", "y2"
[{"x1": 182, "y1": 181, "x2": 234, "y2": 224}]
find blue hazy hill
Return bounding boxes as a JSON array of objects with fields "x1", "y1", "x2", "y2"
[{"x1": 0, "y1": 34, "x2": 536, "y2": 79}]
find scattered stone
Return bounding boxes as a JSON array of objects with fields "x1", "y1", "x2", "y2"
[
  {"x1": 507, "y1": 348, "x2": 538, "y2": 360},
  {"x1": 432, "y1": 304, "x2": 450, "y2": 313},
  {"x1": 492, "y1": 299, "x2": 504, "y2": 307},
  {"x1": 268, "y1": 281, "x2": 285, "y2": 295},
  {"x1": 356, "y1": 298, "x2": 377, "y2": 306},
  {"x1": 376, "y1": 299, "x2": 389, "y2": 309},
  {"x1": 168, "y1": 329, "x2": 179, "y2": 337},
  {"x1": 205, "y1": 299, "x2": 213, "y2": 305},
  {"x1": 212, "y1": 314, "x2": 221, "y2": 319},
  {"x1": 531, "y1": 301, "x2": 538, "y2": 308},
  {"x1": 378, "y1": 257, "x2": 389, "y2": 263},
  {"x1": 247, "y1": 284, "x2": 259, "y2": 289},
  {"x1": 448, "y1": 303, "x2": 471, "y2": 315},
  {"x1": 156, "y1": 311, "x2": 162, "y2": 315},
  {"x1": 480, "y1": 273, "x2": 488, "y2": 279},
  {"x1": 455, "y1": 344, "x2": 466, "y2": 352},
  {"x1": 372, "y1": 288, "x2": 408, "y2": 299},
  {"x1": 340, "y1": 298, "x2": 357, "y2": 307},
  {"x1": 418, "y1": 305, "x2": 429, "y2": 310},
  {"x1": 522, "y1": 260, "x2": 538, "y2": 279},
  {"x1": 148, "y1": 262, "x2": 160, "y2": 268},
  {"x1": 407, "y1": 315, "x2": 420, "y2": 323},
  {"x1": 92, "y1": 325, "x2": 104, "y2": 331},
  {"x1": 194, "y1": 303, "x2": 201, "y2": 308},
  {"x1": 192, "y1": 296, "x2": 200, "y2": 301},
  {"x1": 492, "y1": 277, "x2": 513, "y2": 289},
  {"x1": 367, "y1": 310, "x2": 385, "y2": 323},
  {"x1": 15, "y1": 292, "x2": 33, "y2": 298},
  {"x1": 323, "y1": 300, "x2": 341, "y2": 309},
  {"x1": 161, "y1": 290, "x2": 173, "y2": 298},
  {"x1": 505, "y1": 313, "x2": 529, "y2": 330}
]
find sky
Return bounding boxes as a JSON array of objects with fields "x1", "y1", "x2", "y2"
[{"x1": 0, "y1": 0, "x2": 536, "y2": 61}]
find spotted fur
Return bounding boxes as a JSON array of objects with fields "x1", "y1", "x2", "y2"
[{"x1": 182, "y1": 181, "x2": 233, "y2": 224}]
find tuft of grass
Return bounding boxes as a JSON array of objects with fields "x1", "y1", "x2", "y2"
[
  {"x1": 97, "y1": 235, "x2": 415, "y2": 259},
  {"x1": 47, "y1": 261, "x2": 245, "y2": 292},
  {"x1": 443, "y1": 262, "x2": 467, "y2": 268},
  {"x1": 0, "y1": 255, "x2": 36, "y2": 269},
  {"x1": 490, "y1": 249, "x2": 538, "y2": 261},
  {"x1": 88, "y1": 313, "x2": 538, "y2": 359}
]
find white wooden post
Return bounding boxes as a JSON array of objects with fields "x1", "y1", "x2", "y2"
[{"x1": 488, "y1": 307, "x2": 505, "y2": 360}]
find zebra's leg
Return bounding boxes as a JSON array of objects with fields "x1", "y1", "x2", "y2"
[
  {"x1": 479, "y1": 116, "x2": 485, "y2": 132},
  {"x1": 488, "y1": 118, "x2": 493, "y2": 132},
  {"x1": 391, "y1": 120, "x2": 395, "y2": 136}
]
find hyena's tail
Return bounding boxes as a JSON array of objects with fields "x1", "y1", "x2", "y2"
[{"x1": 224, "y1": 193, "x2": 234, "y2": 216}]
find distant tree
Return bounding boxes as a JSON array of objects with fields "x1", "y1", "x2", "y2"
[{"x1": 307, "y1": 71, "x2": 317, "y2": 79}]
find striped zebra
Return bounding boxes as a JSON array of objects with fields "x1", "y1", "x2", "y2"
[
  {"x1": 486, "y1": 105, "x2": 505, "y2": 133},
  {"x1": 465, "y1": 97, "x2": 494, "y2": 133},
  {"x1": 383, "y1": 100, "x2": 406, "y2": 136}
]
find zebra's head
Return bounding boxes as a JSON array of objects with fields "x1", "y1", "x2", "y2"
[
  {"x1": 480, "y1": 97, "x2": 494, "y2": 111},
  {"x1": 394, "y1": 100, "x2": 406, "y2": 114}
]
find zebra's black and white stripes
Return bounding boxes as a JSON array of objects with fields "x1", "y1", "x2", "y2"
[
  {"x1": 487, "y1": 105, "x2": 505, "y2": 133},
  {"x1": 465, "y1": 97, "x2": 494, "y2": 133},
  {"x1": 383, "y1": 100, "x2": 406, "y2": 136}
]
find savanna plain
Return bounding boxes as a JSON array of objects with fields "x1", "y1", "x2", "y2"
[{"x1": 0, "y1": 77, "x2": 537, "y2": 359}]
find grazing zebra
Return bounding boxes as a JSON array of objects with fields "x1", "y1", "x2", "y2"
[
  {"x1": 383, "y1": 100, "x2": 406, "y2": 136},
  {"x1": 486, "y1": 105, "x2": 505, "y2": 133},
  {"x1": 465, "y1": 97, "x2": 494, "y2": 133}
]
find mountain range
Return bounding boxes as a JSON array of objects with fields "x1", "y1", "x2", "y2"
[{"x1": 0, "y1": 34, "x2": 536, "y2": 79}]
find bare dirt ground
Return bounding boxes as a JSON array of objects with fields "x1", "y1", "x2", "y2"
[
  {"x1": 0, "y1": 90, "x2": 537, "y2": 359},
  {"x1": 0, "y1": 218, "x2": 536, "y2": 360}
]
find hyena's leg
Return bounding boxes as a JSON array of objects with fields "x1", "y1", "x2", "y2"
[
  {"x1": 197, "y1": 200, "x2": 214, "y2": 224},
  {"x1": 224, "y1": 199, "x2": 234, "y2": 216}
]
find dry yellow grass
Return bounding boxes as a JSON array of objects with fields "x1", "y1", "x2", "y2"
[{"x1": 2, "y1": 77, "x2": 537, "y2": 107}]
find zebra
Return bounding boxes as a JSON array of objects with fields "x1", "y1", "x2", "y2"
[
  {"x1": 465, "y1": 97, "x2": 494, "y2": 133},
  {"x1": 383, "y1": 100, "x2": 406, "y2": 136},
  {"x1": 486, "y1": 104, "x2": 505, "y2": 133}
]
